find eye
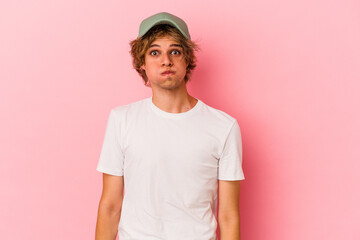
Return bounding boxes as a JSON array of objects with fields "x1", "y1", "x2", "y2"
[
  {"x1": 150, "y1": 50, "x2": 159, "y2": 56},
  {"x1": 171, "y1": 49, "x2": 181, "y2": 55}
]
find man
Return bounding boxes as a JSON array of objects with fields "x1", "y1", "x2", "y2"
[{"x1": 95, "y1": 12, "x2": 245, "y2": 240}]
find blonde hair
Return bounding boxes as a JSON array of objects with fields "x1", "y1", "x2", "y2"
[{"x1": 130, "y1": 24, "x2": 199, "y2": 86}]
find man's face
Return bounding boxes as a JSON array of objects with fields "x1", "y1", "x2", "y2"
[{"x1": 141, "y1": 35, "x2": 187, "y2": 90}]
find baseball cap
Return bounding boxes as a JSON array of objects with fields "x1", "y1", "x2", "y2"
[{"x1": 138, "y1": 12, "x2": 191, "y2": 40}]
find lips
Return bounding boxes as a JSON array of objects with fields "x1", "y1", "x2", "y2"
[{"x1": 161, "y1": 70, "x2": 175, "y2": 75}]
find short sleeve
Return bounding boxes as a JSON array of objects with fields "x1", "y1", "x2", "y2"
[
  {"x1": 218, "y1": 120, "x2": 245, "y2": 181},
  {"x1": 96, "y1": 109, "x2": 124, "y2": 176}
]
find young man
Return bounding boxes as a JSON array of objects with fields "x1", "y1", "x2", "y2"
[{"x1": 95, "y1": 12, "x2": 245, "y2": 240}]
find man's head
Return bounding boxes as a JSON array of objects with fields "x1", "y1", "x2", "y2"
[{"x1": 130, "y1": 12, "x2": 199, "y2": 86}]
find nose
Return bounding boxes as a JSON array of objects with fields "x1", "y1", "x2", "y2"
[{"x1": 161, "y1": 53, "x2": 173, "y2": 67}]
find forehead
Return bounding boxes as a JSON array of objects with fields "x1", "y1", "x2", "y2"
[{"x1": 149, "y1": 35, "x2": 182, "y2": 47}]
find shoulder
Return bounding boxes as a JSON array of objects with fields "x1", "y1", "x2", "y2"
[
  {"x1": 199, "y1": 99, "x2": 237, "y2": 128},
  {"x1": 111, "y1": 97, "x2": 149, "y2": 117}
]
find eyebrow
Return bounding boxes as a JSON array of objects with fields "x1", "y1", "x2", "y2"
[{"x1": 149, "y1": 43, "x2": 183, "y2": 48}]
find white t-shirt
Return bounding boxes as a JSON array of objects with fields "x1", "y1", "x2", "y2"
[{"x1": 96, "y1": 96, "x2": 245, "y2": 240}]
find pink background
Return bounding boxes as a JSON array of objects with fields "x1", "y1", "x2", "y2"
[{"x1": 1, "y1": 0, "x2": 359, "y2": 239}]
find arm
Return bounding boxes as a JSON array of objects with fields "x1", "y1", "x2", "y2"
[
  {"x1": 218, "y1": 180, "x2": 241, "y2": 240},
  {"x1": 95, "y1": 173, "x2": 124, "y2": 240}
]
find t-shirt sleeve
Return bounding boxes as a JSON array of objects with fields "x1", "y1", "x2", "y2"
[
  {"x1": 96, "y1": 109, "x2": 125, "y2": 176},
  {"x1": 218, "y1": 120, "x2": 245, "y2": 181}
]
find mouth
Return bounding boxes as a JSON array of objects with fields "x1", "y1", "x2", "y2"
[{"x1": 161, "y1": 70, "x2": 175, "y2": 75}]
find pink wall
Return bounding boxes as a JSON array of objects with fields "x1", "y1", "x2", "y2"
[{"x1": 1, "y1": 0, "x2": 359, "y2": 239}]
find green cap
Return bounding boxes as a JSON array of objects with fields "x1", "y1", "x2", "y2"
[{"x1": 138, "y1": 12, "x2": 191, "y2": 40}]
